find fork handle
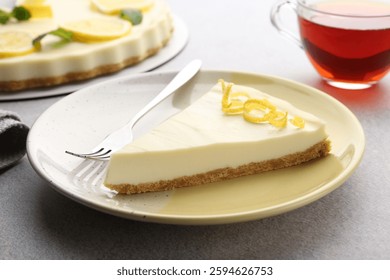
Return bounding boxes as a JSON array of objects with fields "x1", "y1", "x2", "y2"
[{"x1": 126, "y1": 59, "x2": 202, "y2": 128}]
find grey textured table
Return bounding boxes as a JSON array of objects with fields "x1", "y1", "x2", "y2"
[{"x1": 1, "y1": 0, "x2": 389, "y2": 259}]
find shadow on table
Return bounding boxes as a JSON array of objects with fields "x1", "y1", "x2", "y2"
[{"x1": 310, "y1": 79, "x2": 389, "y2": 112}]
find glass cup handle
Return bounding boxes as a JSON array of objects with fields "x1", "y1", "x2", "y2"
[{"x1": 270, "y1": 0, "x2": 303, "y2": 49}]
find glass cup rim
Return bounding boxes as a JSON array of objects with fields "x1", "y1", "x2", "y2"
[{"x1": 297, "y1": 0, "x2": 390, "y2": 18}]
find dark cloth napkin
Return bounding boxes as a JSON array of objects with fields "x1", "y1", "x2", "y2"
[{"x1": 0, "y1": 109, "x2": 29, "y2": 170}]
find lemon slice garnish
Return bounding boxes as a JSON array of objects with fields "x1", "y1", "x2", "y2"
[
  {"x1": 61, "y1": 18, "x2": 131, "y2": 43},
  {"x1": 22, "y1": 0, "x2": 53, "y2": 18},
  {"x1": 0, "y1": 31, "x2": 35, "y2": 59},
  {"x1": 91, "y1": 0, "x2": 155, "y2": 14},
  {"x1": 23, "y1": 0, "x2": 45, "y2": 3}
]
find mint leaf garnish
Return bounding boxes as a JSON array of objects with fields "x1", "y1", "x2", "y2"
[
  {"x1": 49, "y1": 28, "x2": 74, "y2": 41},
  {"x1": 0, "y1": 6, "x2": 31, "y2": 24},
  {"x1": 120, "y1": 9, "x2": 143, "y2": 25},
  {"x1": 33, "y1": 28, "x2": 74, "y2": 51},
  {"x1": 0, "y1": 10, "x2": 10, "y2": 24},
  {"x1": 32, "y1": 33, "x2": 46, "y2": 50},
  {"x1": 11, "y1": 6, "x2": 31, "y2": 21}
]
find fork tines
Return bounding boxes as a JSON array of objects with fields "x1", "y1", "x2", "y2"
[{"x1": 65, "y1": 148, "x2": 112, "y2": 160}]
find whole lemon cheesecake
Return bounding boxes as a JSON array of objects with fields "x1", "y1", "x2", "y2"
[
  {"x1": 104, "y1": 80, "x2": 331, "y2": 194},
  {"x1": 0, "y1": 0, "x2": 173, "y2": 91}
]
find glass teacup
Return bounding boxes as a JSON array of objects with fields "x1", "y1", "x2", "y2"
[{"x1": 271, "y1": 0, "x2": 390, "y2": 90}]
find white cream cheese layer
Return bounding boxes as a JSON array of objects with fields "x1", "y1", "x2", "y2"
[
  {"x1": 0, "y1": 0, "x2": 173, "y2": 81},
  {"x1": 104, "y1": 83, "x2": 328, "y2": 185}
]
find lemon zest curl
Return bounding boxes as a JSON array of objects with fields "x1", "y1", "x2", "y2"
[{"x1": 219, "y1": 79, "x2": 304, "y2": 129}]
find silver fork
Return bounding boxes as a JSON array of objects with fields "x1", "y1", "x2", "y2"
[{"x1": 65, "y1": 59, "x2": 202, "y2": 160}]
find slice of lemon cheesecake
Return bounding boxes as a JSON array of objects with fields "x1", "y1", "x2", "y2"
[
  {"x1": 104, "y1": 80, "x2": 331, "y2": 194},
  {"x1": 0, "y1": 0, "x2": 173, "y2": 91}
]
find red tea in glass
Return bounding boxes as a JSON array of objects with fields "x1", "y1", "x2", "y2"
[
  {"x1": 271, "y1": 0, "x2": 390, "y2": 89},
  {"x1": 299, "y1": 3, "x2": 390, "y2": 87}
]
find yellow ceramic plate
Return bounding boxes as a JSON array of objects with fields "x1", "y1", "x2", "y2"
[{"x1": 27, "y1": 70, "x2": 365, "y2": 225}]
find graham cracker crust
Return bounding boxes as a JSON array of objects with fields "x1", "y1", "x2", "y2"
[
  {"x1": 0, "y1": 36, "x2": 171, "y2": 92},
  {"x1": 106, "y1": 139, "x2": 331, "y2": 195}
]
